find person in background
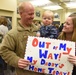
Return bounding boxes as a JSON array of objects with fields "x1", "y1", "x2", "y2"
[
  {"x1": 0, "y1": 16, "x2": 8, "y2": 37},
  {"x1": 0, "y1": 2, "x2": 45, "y2": 75},
  {"x1": 36, "y1": 10, "x2": 58, "y2": 39},
  {"x1": 54, "y1": 24, "x2": 59, "y2": 34},
  {"x1": 58, "y1": 23, "x2": 64, "y2": 34},
  {"x1": 33, "y1": 20, "x2": 41, "y2": 29},
  {"x1": 0, "y1": 16, "x2": 15, "y2": 75},
  {"x1": 0, "y1": 16, "x2": 8, "y2": 75},
  {"x1": 58, "y1": 13, "x2": 76, "y2": 75},
  {"x1": 7, "y1": 18, "x2": 12, "y2": 30}
]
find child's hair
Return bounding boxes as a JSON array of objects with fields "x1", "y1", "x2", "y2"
[{"x1": 42, "y1": 10, "x2": 54, "y2": 20}]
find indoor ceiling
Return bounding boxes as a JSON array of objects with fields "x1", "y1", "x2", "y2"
[{"x1": 17, "y1": 0, "x2": 76, "y2": 10}]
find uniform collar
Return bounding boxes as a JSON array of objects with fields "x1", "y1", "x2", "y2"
[{"x1": 17, "y1": 21, "x2": 33, "y2": 32}]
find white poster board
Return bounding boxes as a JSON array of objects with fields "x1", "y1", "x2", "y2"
[{"x1": 24, "y1": 36, "x2": 75, "y2": 75}]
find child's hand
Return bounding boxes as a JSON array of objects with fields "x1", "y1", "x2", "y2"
[{"x1": 36, "y1": 32, "x2": 40, "y2": 37}]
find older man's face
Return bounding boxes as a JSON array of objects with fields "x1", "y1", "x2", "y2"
[{"x1": 20, "y1": 5, "x2": 34, "y2": 26}]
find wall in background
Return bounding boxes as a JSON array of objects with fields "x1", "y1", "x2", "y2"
[
  {"x1": 0, "y1": 0, "x2": 17, "y2": 28},
  {"x1": 0, "y1": 0, "x2": 76, "y2": 27}
]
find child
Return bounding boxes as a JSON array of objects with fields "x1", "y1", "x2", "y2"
[{"x1": 36, "y1": 11, "x2": 58, "y2": 39}]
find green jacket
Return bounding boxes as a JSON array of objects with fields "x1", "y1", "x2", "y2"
[{"x1": 0, "y1": 22, "x2": 44, "y2": 75}]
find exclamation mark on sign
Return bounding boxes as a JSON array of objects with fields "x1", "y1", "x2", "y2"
[{"x1": 59, "y1": 53, "x2": 61, "y2": 61}]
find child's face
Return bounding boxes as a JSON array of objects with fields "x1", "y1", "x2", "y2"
[{"x1": 42, "y1": 13, "x2": 53, "y2": 26}]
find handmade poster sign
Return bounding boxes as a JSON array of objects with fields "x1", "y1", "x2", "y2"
[{"x1": 24, "y1": 36, "x2": 75, "y2": 75}]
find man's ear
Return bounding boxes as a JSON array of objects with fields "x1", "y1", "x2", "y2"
[{"x1": 19, "y1": 12, "x2": 23, "y2": 16}]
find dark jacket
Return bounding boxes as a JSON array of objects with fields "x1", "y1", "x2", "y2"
[
  {"x1": 38, "y1": 25, "x2": 58, "y2": 39},
  {"x1": 72, "y1": 66, "x2": 76, "y2": 75}
]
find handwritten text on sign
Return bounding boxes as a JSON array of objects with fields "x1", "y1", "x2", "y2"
[{"x1": 24, "y1": 36, "x2": 75, "y2": 75}]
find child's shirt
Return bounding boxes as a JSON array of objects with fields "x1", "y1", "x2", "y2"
[{"x1": 37, "y1": 25, "x2": 58, "y2": 39}]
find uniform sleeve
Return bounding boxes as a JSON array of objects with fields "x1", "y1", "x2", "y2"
[{"x1": 0, "y1": 34, "x2": 20, "y2": 68}]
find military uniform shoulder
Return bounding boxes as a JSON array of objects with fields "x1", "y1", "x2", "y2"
[
  {"x1": 7, "y1": 28, "x2": 18, "y2": 36},
  {"x1": 32, "y1": 24, "x2": 39, "y2": 31}
]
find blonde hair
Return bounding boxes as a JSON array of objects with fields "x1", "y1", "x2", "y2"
[{"x1": 42, "y1": 10, "x2": 54, "y2": 20}]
